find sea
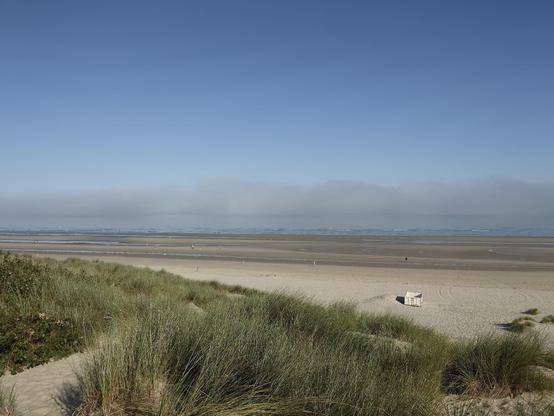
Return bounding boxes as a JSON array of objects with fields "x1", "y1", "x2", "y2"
[{"x1": 0, "y1": 227, "x2": 553, "y2": 237}]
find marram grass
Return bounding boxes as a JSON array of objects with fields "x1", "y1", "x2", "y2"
[{"x1": 1, "y1": 253, "x2": 553, "y2": 415}]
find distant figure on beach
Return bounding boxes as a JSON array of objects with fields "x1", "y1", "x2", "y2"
[{"x1": 405, "y1": 257, "x2": 408, "y2": 262}]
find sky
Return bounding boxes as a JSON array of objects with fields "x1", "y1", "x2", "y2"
[{"x1": 1, "y1": 1, "x2": 553, "y2": 229}]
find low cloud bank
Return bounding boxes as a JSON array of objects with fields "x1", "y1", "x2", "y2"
[{"x1": 1, "y1": 179, "x2": 553, "y2": 229}]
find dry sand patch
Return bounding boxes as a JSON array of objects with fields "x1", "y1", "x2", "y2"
[{"x1": 1, "y1": 353, "x2": 82, "y2": 416}]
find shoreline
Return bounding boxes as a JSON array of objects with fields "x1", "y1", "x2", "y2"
[{"x1": 2, "y1": 233, "x2": 554, "y2": 272}]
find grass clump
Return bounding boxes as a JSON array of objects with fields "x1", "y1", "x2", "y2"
[
  {"x1": 523, "y1": 309, "x2": 540, "y2": 316},
  {"x1": 0, "y1": 253, "x2": 236, "y2": 374},
  {"x1": 443, "y1": 334, "x2": 554, "y2": 396},
  {"x1": 78, "y1": 297, "x2": 448, "y2": 416},
  {"x1": 541, "y1": 315, "x2": 554, "y2": 324},
  {"x1": 77, "y1": 310, "x2": 179, "y2": 415},
  {"x1": 509, "y1": 317, "x2": 536, "y2": 333},
  {"x1": 0, "y1": 385, "x2": 16, "y2": 416}
]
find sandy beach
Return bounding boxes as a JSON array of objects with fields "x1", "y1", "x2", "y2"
[
  {"x1": 2, "y1": 233, "x2": 554, "y2": 415},
  {"x1": 4, "y1": 232, "x2": 550, "y2": 346}
]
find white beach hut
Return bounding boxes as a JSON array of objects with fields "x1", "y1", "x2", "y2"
[{"x1": 404, "y1": 291, "x2": 423, "y2": 307}]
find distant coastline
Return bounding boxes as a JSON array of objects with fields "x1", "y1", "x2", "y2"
[{"x1": 0, "y1": 227, "x2": 553, "y2": 237}]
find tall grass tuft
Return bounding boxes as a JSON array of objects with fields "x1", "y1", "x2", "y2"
[
  {"x1": 541, "y1": 315, "x2": 554, "y2": 324},
  {"x1": 76, "y1": 294, "x2": 449, "y2": 416},
  {"x1": 523, "y1": 309, "x2": 540, "y2": 316},
  {"x1": 0, "y1": 385, "x2": 16, "y2": 416},
  {"x1": 77, "y1": 308, "x2": 180, "y2": 415},
  {"x1": 443, "y1": 334, "x2": 554, "y2": 396},
  {"x1": 509, "y1": 317, "x2": 536, "y2": 333}
]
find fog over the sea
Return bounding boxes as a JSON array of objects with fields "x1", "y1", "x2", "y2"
[{"x1": 1, "y1": 179, "x2": 553, "y2": 229}]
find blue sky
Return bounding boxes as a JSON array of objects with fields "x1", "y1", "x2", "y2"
[{"x1": 1, "y1": 1, "x2": 553, "y2": 228}]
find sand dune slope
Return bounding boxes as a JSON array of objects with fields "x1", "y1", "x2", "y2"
[{"x1": 1, "y1": 354, "x2": 82, "y2": 416}]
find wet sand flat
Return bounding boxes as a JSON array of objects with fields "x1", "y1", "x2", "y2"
[{"x1": 2, "y1": 233, "x2": 554, "y2": 271}]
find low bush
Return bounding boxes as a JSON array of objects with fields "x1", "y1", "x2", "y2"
[
  {"x1": 0, "y1": 312, "x2": 80, "y2": 374},
  {"x1": 0, "y1": 252, "x2": 50, "y2": 300}
]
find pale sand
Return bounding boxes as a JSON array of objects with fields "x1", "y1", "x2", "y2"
[
  {"x1": 1, "y1": 353, "x2": 82, "y2": 416},
  {"x1": 39, "y1": 254, "x2": 554, "y2": 346}
]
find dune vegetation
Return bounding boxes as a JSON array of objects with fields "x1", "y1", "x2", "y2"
[
  {"x1": 0, "y1": 252, "x2": 553, "y2": 415},
  {"x1": 523, "y1": 309, "x2": 541, "y2": 316},
  {"x1": 542, "y1": 316, "x2": 554, "y2": 325},
  {"x1": 509, "y1": 317, "x2": 537, "y2": 333},
  {"x1": 0, "y1": 384, "x2": 16, "y2": 416}
]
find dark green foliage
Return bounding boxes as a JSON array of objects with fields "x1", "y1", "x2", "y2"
[
  {"x1": 0, "y1": 253, "x2": 81, "y2": 373},
  {"x1": 541, "y1": 315, "x2": 554, "y2": 324},
  {"x1": 0, "y1": 252, "x2": 50, "y2": 299},
  {"x1": 0, "y1": 312, "x2": 81, "y2": 374}
]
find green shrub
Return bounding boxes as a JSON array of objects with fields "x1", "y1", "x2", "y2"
[
  {"x1": 0, "y1": 312, "x2": 81, "y2": 374},
  {"x1": 541, "y1": 315, "x2": 554, "y2": 324},
  {"x1": 0, "y1": 253, "x2": 50, "y2": 304}
]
